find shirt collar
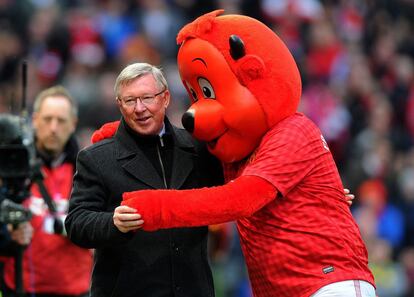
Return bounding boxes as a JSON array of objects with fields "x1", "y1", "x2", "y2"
[{"x1": 158, "y1": 123, "x2": 166, "y2": 137}]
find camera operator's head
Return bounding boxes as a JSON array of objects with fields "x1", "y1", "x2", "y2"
[{"x1": 32, "y1": 86, "x2": 78, "y2": 161}]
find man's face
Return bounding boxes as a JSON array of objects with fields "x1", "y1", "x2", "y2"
[
  {"x1": 117, "y1": 74, "x2": 170, "y2": 136},
  {"x1": 32, "y1": 96, "x2": 76, "y2": 157}
]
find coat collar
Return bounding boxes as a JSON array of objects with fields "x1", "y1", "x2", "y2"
[{"x1": 114, "y1": 117, "x2": 195, "y2": 189}]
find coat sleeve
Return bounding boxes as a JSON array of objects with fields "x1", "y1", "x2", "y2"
[
  {"x1": 122, "y1": 175, "x2": 277, "y2": 231},
  {"x1": 65, "y1": 149, "x2": 132, "y2": 249}
]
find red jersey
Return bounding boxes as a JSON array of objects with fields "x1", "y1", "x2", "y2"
[
  {"x1": 231, "y1": 113, "x2": 375, "y2": 297},
  {"x1": 3, "y1": 163, "x2": 93, "y2": 295}
]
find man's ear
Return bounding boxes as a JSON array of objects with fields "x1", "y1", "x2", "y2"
[
  {"x1": 116, "y1": 98, "x2": 122, "y2": 108},
  {"x1": 163, "y1": 89, "x2": 171, "y2": 109}
]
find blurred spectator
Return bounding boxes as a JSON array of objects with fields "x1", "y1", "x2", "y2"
[
  {"x1": 368, "y1": 238, "x2": 408, "y2": 297},
  {"x1": 342, "y1": 51, "x2": 377, "y2": 137},
  {"x1": 353, "y1": 179, "x2": 405, "y2": 251},
  {"x1": 208, "y1": 223, "x2": 252, "y2": 297},
  {"x1": 344, "y1": 93, "x2": 395, "y2": 189},
  {"x1": 299, "y1": 83, "x2": 351, "y2": 166},
  {"x1": 400, "y1": 247, "x2": 414, "y2": 297},
  {"x1": 66, "y1": 7, "x2": 105, "y2": 69},
  {"x1": 305, "y1": 18, "x2": 344, "y2": 83},
  {"x1": 28, "y1": 5, "x2": 71, "y2": 86},
  {"x1": 395, "y1": 149, "x2": 414, "y2": 247},
  {"x1": 95, "y1": 0, "x2": 137, "y2": 61},
  {"x1": 118, "y1": 33, "x2": 161, "y2": 66},
  {"x1": 134, "y1": 0, "x2": 186, "y2": 61},
  {"x1": 407, "y1": 89, "x2": 414, "y2": 139}
]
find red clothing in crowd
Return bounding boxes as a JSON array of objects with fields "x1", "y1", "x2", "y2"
[{"x1": 3, "y1": 162, "x2": 92, "y2": 295}]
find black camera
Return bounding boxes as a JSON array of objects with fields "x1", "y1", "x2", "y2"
[{"x1": 0, "y1": 113, "x2": 34, "y2": 225}]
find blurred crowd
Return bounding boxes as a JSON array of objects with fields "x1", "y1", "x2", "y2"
[{"x1": 1, "y1": 0, "x2": 414, "y2": 297}]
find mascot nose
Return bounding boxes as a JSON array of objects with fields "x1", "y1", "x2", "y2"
[{"x1": 181, "y1": 109, "x2": 194, "y2": 133}]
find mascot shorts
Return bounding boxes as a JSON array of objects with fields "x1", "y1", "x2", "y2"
[{"x1": 311, "y1": 280, "x2": 376, "y2": 297}]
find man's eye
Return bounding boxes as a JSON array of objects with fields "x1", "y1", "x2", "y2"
[{"x1": 142, "y1": 96, "x2": 154, "y2": 101}]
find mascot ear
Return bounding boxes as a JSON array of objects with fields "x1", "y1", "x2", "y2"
[
  {"x1": 229, "y1": 35, "x2": 265, "y2": 84},
  {"x1": 237, "y1": 55, "x2": 265, "y2": 84}
]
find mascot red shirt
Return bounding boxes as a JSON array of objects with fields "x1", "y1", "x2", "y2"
[{"x1": 94, "y1": 10, "x2": 375, "y2": 297}]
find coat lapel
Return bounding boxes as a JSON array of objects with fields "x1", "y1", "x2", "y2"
[
  {"x1": 113, "y1": 119, "x2": 197, "y2": 190},
  {"x1": 169, "y1": 147, "x2": 193, "y2": 189},
  {"x1": 114, "y1": 120, "x2": 166, "y2": 189},
  {"x1": 169, "y1": 125, "x2": 195, "y2": 189},
  {"x1": 122, "y1": 153, "x2": 166, "y2": 189}
]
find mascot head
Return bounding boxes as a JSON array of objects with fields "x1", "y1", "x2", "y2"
[{"x1": 177, "y1": 10, "x2": 302, "y2": 163}]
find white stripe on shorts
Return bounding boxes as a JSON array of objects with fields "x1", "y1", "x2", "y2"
[{"x1": 310, "y1": 280, "x2": 376, "y2": 297}]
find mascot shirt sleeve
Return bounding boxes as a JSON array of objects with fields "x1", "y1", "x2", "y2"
[{"x1": 242, "y1": 112, "x2": 343, "y2": 196}]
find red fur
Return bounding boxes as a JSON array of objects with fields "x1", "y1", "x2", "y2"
[
  {"x1": 90, "y1": 121, "x2": 120, "y2": 144},
  {"x1": 176, "y1": 10, "x2": 302, "y2": 127},
  {"x1": 122, "y1": 175, "x2": 276, "y2": 231},
  {"x1": 237, "y1": 55, "x2": 265, "y2": 84}
]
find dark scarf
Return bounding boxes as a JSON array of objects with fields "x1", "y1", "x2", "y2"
[
  {"x1": 123, "y1": 118, "x2": 174, "y2": 188},
  {"x1": 36, "y1": 135, "x2": 79, "y2": 169}
]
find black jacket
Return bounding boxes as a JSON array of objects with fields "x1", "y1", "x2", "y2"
[{"x1": 65, "y1": 118, "x2": 223, "y2": 297}]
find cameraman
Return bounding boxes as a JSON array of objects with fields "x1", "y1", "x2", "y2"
[
  {"x1": 1, "y1": 86, "x2": 92, "y2": 297},
  {"x1": 0, "y1": 222, "x2": 33, "y2": 249}
]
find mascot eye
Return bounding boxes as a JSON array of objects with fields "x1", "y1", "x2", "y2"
[
  {"x1": 198, "y1": 78, "x2": 215, "y2": 99},
  {"x1": 184, "y1": 81, "x2": 198, "y2": 102}
]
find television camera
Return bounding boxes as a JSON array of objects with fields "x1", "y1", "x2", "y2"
[
  {"x1": 0, "y1": 113, "x2": 34, "y2": 225},
  {"x1": 0, "y1": 60, "x2": 35, "y2": 297},
  {"x1": 0, "y1": 61, "x2": 64, "y2": 234}
]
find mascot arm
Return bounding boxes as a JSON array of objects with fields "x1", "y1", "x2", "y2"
[
  {"x1": 122, "y1": 175, "x2": 277, "y2": 231},
  {"x1": 91, "y1": 121, "x2": 120, "y2": 143}
]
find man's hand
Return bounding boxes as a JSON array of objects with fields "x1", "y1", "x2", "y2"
[
  {"x1": 113, "y1": 205, "x2": 144, "y2": 233},
  {"x1": 8, "y1": 222, "x2": 33, "y2": 246},
  {"x1": 344, "y1": 188, "x2": 355, "y2": 206}
]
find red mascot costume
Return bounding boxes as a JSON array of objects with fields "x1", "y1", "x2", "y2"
[{"x1": 93, "y1": 10, "x2": 376, "y2": 297}]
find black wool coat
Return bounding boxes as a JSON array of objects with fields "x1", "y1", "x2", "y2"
[{"x1": 65, "y1": 118, "x2": 223, "y2": 297}]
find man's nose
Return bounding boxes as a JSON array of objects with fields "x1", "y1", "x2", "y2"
[
  {"x1": 181, "y1": 110, "x2": 194, "y2": 133},
  {"x1": 134, "y1": 99, "x2": 147, "y2": 112},
  {"x1": 50, "y1": 118, "x2": 59, "y2": 131}
]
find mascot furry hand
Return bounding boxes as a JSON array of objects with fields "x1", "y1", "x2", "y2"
[{"x1": 94, "y1": 10, "x2": 375, "y2": 297}]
